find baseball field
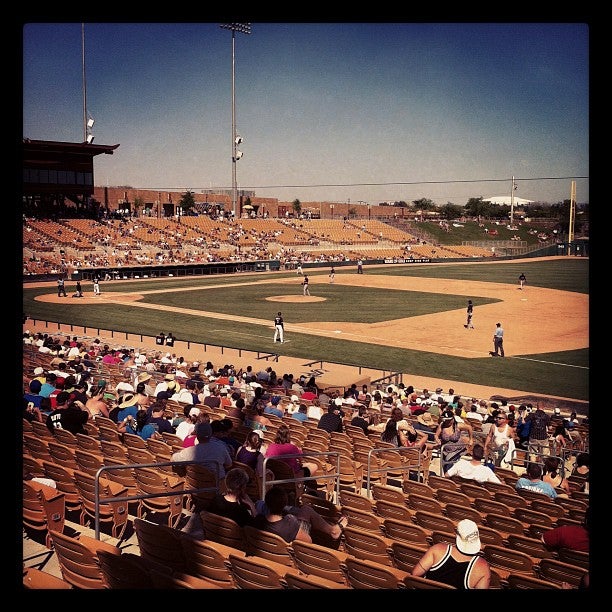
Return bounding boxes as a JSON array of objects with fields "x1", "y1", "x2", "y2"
[{"x1": 23, "y1": 256, "x2": 588, "y2": 404}]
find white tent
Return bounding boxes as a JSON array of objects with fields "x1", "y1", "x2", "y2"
[{"x1": 483, "y1": 196, "x2": 534, "y2": 205}]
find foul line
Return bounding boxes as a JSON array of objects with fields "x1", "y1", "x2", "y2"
[{"x1": 510, "y1": 356, "x2": 588, "y2": 369}]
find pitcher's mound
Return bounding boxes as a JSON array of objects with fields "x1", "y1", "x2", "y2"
[{"x1": 266, "y1": 295, "x2": 326, "y2": 303}]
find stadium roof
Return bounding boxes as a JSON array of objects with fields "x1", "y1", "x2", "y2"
[{"x1": 483, "y1": 196, "x2": 534, "y2": 205}]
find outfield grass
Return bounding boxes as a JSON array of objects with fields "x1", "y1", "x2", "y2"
[{"x1": 22, "y1": 258, "x2": 589, "y2": 401}]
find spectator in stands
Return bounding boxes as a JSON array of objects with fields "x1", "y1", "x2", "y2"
[
  {"x1": 46, "y1": 395, "x2": 88, "y2": 435},
  {"x1": 483, "y1": 411, "x2": 517, "y2": 467},
  {"x1": 153, "y1": 373, "x2": 175, "y2": 397},
  {"x1": 568, "y1": 452, "x2": 590, "y2": 493},
  {"x1": 265, "y1": 424, "x2": 319, "y2": 479},
  {"x1": 381, "y1": 418, "x2": 408, "y2": 447},
  {"x1": 526, "y1": 405, "x2": 552, "y2": 457},
  {"x1": 292, "y1": 403, "x2": 310, "y2": 423},
  {"x1": 176, "y1": 406, "x2": 201, "y2": 441},
  {"x1": 264, "y1": 395, "x2": 284, "y2": 418},
  {"x1": 148, "y1": 401, "x2": 176, "y2": 435},
  {"x1": 115, "y1": 392, "x2": 140, "y2": 423},
  {"x1": 350, "y1": 404, "x2": 370, "y2": 434},
  {"x1": 445, "y1": 443, "x2": 502, "y2": 484},
  {"x1": 117, "y1": 409, "x2": 161, "y2": 441},
  {"x1": 252, "y1": 486, "x2": 347, "y2": 544},
  {"x1": 515, "y1": 462, "x2": 558, "y2": 499},
  {"x1": 39, "y1": 372, "x2": 57, "y2": 399},
  {"x1": 435, "y1": 409, "x2": 473, "y2": 474},
  {"x1": 542, "y1": 506, "x2": 589, "y2": 553},
  {"x1": 317, "y1": 403, "x2": 344, "y2": 433},
  {"x1": 24, "y1": 379, "x2": 44, "y2": 409},
  {"x1": 411, "y1": 519, "x2": 492, "y2": 589},
  {"x1": 542, "y1": 456, "x2": 570, "y2": 496},
  {"x1": 80, "y1": 385, "x2": 106, "y2": 420},
  {"x1": 211, "y1": 418, "x2": 241, "y2": 458},
  {"x1": 172, "y1": 421, "x2": 233, "y2": 481},
  {"x1": 236, "y1": 430, "x2": 268, "y2": 478},
  {"x1": 23, "y1": 397, "x2": 44, "y2": 424},
  {"x1": 207, "y1": 466, "x2": 258, "y2": 526}
]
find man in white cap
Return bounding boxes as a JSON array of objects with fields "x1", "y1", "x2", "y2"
[{"x1": 411, "y1": 518, "x2": 492, "y2": 589}]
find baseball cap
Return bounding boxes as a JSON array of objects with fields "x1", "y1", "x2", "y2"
[
  {"x1": 189, "y1": 407, "x2": 201, "y2": 417},
  {"x1": 33, "y1": 367, "x2": 44, "y2": 376},
  {"x1": 97, "y1": 379, "x2": 107, "y2": 388},
  {"x1": 194, "y1": 422, "x2": 212, "y2": 438},
  {"x1": 29, "y1": 380, "x2": 42, "y2": 393},
  {"x1": 455, "y1": 519, "x2": 482, "y2": 555},
  {"x1": 166, "y1": 381, "x2": 177, "y2": 392}
]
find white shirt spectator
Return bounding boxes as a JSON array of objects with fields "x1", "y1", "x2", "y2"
[{"x1": 446, "y1": 459, "x2": 502, "y2": 484}]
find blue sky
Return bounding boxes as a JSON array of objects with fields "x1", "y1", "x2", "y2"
[{"x1": 22, "y1": 22, "x2": 589, "y2": 205}]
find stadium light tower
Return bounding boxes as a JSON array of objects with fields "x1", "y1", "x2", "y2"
[
  {"x1": 220, "y1": 23, "x2": 251, "y2": 219},
  {"x1": 82, "y1": 23, "x2": 95, "y2": 144}
]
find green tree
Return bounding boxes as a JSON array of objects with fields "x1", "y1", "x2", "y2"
[
  {"x1": 179, "y1": 190, "x2": 196, "y2": 215},
  {"x1": 412, "y1": 198, "x2": 435, "y2": 210},
  {"x1": 440, "y1": 202, "x2": 463, "y2": 220},
  {"x1": 464, "y1": 197, "x2": 491, "y2": 222},
  {"x1": 292, "y1": 199, "x2": 302, "y2": 217},
  {"x1": 348, "y1": 206, "x2": 357, "y2": 218},
  {"x1": 133, "y1": 196, "x2": 145, "y2": 218}
]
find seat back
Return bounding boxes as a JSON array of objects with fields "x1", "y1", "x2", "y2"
[
  {"x1": 133, "y1": 467, "x2": 185, "y2": 528},
  {"x1": 536, "y1": 558, "x2": 588, "y2": 588},
  {"x1": 506, "y1": 534, "x2": 556, "y2": 560},
  {"x1": 100, "y1": 440, "x2": 130, "y2": 462},
  {"x1": 227, "y1": 553, "x2": 288, "y2": 589},
  {"x1": 96, "y1": 550, "x2": 163, "y2": 589},
  {"x1": 123, "y1": 432, "x2": 148, "y2": 449},
  {"x1": 41, "y1": 461, "x2": 81, "y2": 510},
  {"x1": 75, "y1": 433, "x2": 102, "y2": 453},
  {"x1": 459, "y1": 481, "x2": 492, "y2": 500},
  {"x1": 390, "y1": 540, "x2": 428, "y2": 572},
  {"x1": 73, "y1": 470, "x2": 129, "y2": 540},
  {"x1": 403, "y1": 574, "x2": 457, "y2": 589},
  {"x1": 382, "y1": 518, "x2": 431, "y2": 548},
  {"x1": 406, "y1": 492, "x2": 444, "y2": 514},
  {"x1": 505, "y1": 573, "x2": 563, "y2": 589},
  {"x1": 49, "y1": 531, "x2": 120, "y2": 589},
  {"x1": 133, "y1": 517, "x2": 188, "y2": 573},
  {"x1": 47, "y1": 441, "x2": 78, "y2": 470},
  {"x1": 343, "y1": 556, "x2": 409, "y2": 589},
  {"x1": 23, "y1": 433, "x2": 50, "y2": 461},
  {"x1": 473, "y1": 497, "x2": 509, "y2": 516},
  {"x1": 184, "y1": 463, "x2": 220, "y2": 512},
  {"x1": 180, "y1": 534, "x2": 242, "y2": 587},
  {"x1": 340, "y1": 506, "x2": 385, "y2": 534},
  {"x1": 289, "y1": 539, "x2": 349, "y2": 585},
  {"x1": 339, "y1": 489, "x2": 375, "y2": 513},
  {"x1": 484, "y1": 512, "x2": 527, "y2": 536},
  {"x1": 371, "y1": 483, "x2": 407, "y2": 505},
  {"x1": 414, "y1": 510, "x2": 456, "y2": 535},
  {"x1": 52, "y1": 428, "x2": 78, "y2": 447},
  {"x1": 557, "y1": 548, "x2": 589, "y2": 570},
  {"x1": 31, "y1": 420, "x2": 55, "y2": 440},
  {"x1": 243, "y1": 525, "x2": 295, "y2": 566},
  {"x1": 74, "y1": 449, "x2": 105, "y2": 476},
  {"x1": 443, "y1": 502, "x2": 483, "y2": 525},
  {"x1": 200, "y1": 510, "x2": 246, "y2": 551},
  {"x1": 341, "y1": 525, "x2": 394, "y2": 566},
  {"x1": 513, "y1": 506, "x2": 555, "y2": 528},
  {"x1": 23, "y1": 480, "x2": 65, "y2": 548},
  {"x1": 482, "y1": 544, "x2": 535, "y2": 578},
  {"x1": 493, "y1": 490, "x2": 529, "y2": 509},
  {"x1": 97, "y1": 423, "x2": 123, "y2": 443},
  {"x1": 374, "y1": 499, "x2": 414, "y2": 522}
]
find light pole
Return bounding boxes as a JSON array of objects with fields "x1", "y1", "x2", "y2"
[
  {"x1": 220, "y1": 23, "x2": 251, "y2": 220},
  {"x1": 510, "y1": 176, "x2": 517, "y2": 226}
]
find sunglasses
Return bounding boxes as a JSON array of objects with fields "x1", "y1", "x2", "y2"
[{"x1": 496, "y1": 416, "x2": 507, "y2": 420}]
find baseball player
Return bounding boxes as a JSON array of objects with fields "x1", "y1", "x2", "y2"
[{"x1": 273, "y1": 311, "x2": 284, "y2": 343}]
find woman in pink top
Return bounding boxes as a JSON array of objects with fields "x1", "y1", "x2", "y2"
[{"x1": 264, "y1": 424, "x2": 318, "y2": 477}]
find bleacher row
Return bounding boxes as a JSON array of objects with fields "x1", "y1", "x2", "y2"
[
  {"x1": 23, "y1": 216, "x2": 495, "y2": 276},
  {"x1": 22, "y1": 332, "x2": 589, "y2": 589}
]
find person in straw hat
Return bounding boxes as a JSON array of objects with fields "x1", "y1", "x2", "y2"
[{"x1": 411, "y1": 518, "x2": 492, "y2": 589}]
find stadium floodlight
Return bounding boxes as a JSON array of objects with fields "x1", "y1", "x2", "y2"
[{"x1": 219, "y1": 23, "x2": 251, "y2": 219}]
